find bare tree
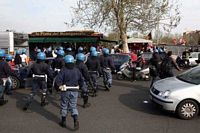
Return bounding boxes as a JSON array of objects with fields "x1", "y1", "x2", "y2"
[{"x1": 71, "y1": 0, "x2": 181, "y2": 53}]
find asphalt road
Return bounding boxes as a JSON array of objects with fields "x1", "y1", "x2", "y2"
[{"x1": 0, "y1": 74, "x2": 200, "y2": 133}]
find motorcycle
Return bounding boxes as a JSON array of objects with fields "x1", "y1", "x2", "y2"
[{"x1": 116, "y1": 61, "x2": 150, "y2": 80}]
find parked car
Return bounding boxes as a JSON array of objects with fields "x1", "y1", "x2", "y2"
[
  {"x1": 110, "y1": 54, "x2": 131, "y2": 71},
  {"x1": 188, "y1": 52, "x2": 200, "y2": 66},
  {"x1": 150, "y1": 65, "x2": 200, "y2": 120}
]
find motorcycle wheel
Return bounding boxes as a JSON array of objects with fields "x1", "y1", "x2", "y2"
[{"x1": 117, "y1": 73, "x2": 124, "y2": 80}]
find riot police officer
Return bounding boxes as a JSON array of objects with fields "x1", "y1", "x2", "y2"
[
  {"x1": 51, "y1": 49, "x2": 65, "y2": 93},
  {"x1": 51, "y1": 49, "x2": 65, "y2": 71},
  {"x1": 99, "y1": 48, "x2": 116, "y2": 91},
  {"x1": 46, "y1": 47, "x2": 53, "y2": 57},
  {"x1": 77, "y1": 46, "x2": 84, "y2": 53},
  {"x1": 0, "y1": 49, "x2": 10, "y2": 105},
  {"x1": 23, "y1": 52, "x2": 52, "y2": 110},
  {"x1": 66, "y1": 47, "x2": 73, "y2": 55},
  {"x1": 76, "y1": 53, "x2": 91, "y2": 107},
  {"x1": 56, "y1": 55, "x2": 87, "y2": 130},
  {"x1": 86, "y1": 50, "x2": 101, "y2": 96}
]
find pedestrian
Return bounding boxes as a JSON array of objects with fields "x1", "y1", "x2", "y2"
[
  {"x1": 23, "y1": 52, "x2": 52, "y2": 110},
  {"x1": 149, "y1": 56, "x2": 159, "y2": 87},
  {"x1": 86, "y1": 50, "x2": 101, "y2": 96},
  {"x1": 55, "y1": 55, "x2": 87, "y2": 130},
  {"x1": 0, "y1": 49, "x2": 10, "y2": 105},
  {"x1": 76, "y1": 53, "x2": 91, "y2": 107},
  {"x1": 159, "y1": 51, "x2": 182, "y2": 79},
  {"x1": 5, "y1": 54, "x2": 13, "y2": 95},
  {"x1": 99, "y1": 48, "x2": 116, "y2": 91},
  {"x1": 14, "y1": 49, "x2": 22, "y2": 68},
  {"x1": 20, "y1": 48, "x2": 28, "y2": 67}
]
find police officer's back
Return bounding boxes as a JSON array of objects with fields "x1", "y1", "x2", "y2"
[
  {"x1": 56, "y1": 55, "x2": 85, "y2": 130},
  {"x1": 99, "y1": 48, "x2": 115, "y2": 91},
  {"x1": 51, "y1": 49, "x2": 65, "y2": 70},
  {"x1": 23, "y1": 52, "x2": 51, "y2": 110},
  {"x1": 86, "y1": 51, "x2": 101, "y2": 96},
  {"x1": 76, "y1": 53, "x2": 92, "y2": 105}
]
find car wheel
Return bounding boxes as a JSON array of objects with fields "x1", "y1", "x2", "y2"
[
  {"x1": 10, "y1": 76, "x2": 20, "y2": 89},
  {"x1": 177, "y1": 100, "x2": 199, "y2": 120},
  {"x1": 117, "y1": 73, "x2": 124, "y2": 80}
]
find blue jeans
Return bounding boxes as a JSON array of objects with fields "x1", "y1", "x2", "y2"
[{"x1": 60, "y1": 91, "x2": 78, "y2": 117}]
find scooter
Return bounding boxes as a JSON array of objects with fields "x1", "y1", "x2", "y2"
[{"x1": 116, "y1": 62, "x2": 149, "y2": 80}]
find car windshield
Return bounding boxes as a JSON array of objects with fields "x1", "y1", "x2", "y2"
[{"x1": 177, "y1": 66, "x2": 200, "y2": 85}]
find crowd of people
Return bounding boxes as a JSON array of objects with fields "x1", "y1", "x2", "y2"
[
  {"x1": 0, "y1": 46, "x2": 116, "y2": 130},
  {"x1": 149, "y1": 47, "x2": 182, "y2": 87}
]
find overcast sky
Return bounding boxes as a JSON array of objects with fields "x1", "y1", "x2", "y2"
[{"x1": 0, "y1": 0, "x2": 200, "y2": 34}]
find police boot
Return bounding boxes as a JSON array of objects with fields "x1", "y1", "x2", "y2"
[
  {"x1": 73, "y1": 115, "x2": 79, "y2": 130},
  {"x1": 83, "y1": 96, "x2": 91, "y2": 108},
  {"x1": 59, "y1": 116, "x2": 66, "y2": 128},
  {"x1": 41, "y1": 94, "x2": 48, "y2": 107}
]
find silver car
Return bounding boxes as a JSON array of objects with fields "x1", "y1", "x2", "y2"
[{"x1": 150, "y1": 66, "x2": 200, "y2": 120}]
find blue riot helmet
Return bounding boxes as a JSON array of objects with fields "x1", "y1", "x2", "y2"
[
  {"x1": 78, "y1": 47, "x2": 84, "y2": 53},
  {"x1": 76, "y1": 53, "x2": 85, "y2": 61},
  {"x1": 103, "y1": 48, "x2": 109, "y2": 55},
  {"x1": 47, "y1": 47, "x2": 52, "y2": 52},
  {"x1": 5, "y1": 54, "x2": 13, "y2": 61},
  {"x1": 37, "y1": 52, "x2": 46, "y2": 60},
  {"x1": 66, "y1": 47, "x2": 72, "y2": 52},
  {"x1": 91, "y1": 51, "x2": 98, "y2": 57},
  {"x1": 0, "y1": 49, "x2": 6, "y2": 57},
  {"x1": 64, "y1": 55, "x2": 74, "y2": 64},
  {"x1": 16, "y1": 50, "x2": 22, "y2": 55},
  {"x1": 57, "y1": 49, "x2": 65, "y2": 56},
  {"x1": 59, "y1": 46, "x2": 64, "y2": 50},
  {"x1": 90, "y1": 46, "x2": 96, "y2": 52},
  {"x1": 22, "y1": 48, "x2": 26, "y2": 54},
  {"x1": 36, "y1": 49, "x2": 41, "y2": 53}
]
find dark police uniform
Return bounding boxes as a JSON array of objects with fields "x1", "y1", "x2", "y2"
[
  {"x1": 23, "y1": 57, "x2": 52, "y2": 110},
  {"x1": 55, "y1": 55, "x2": 86, "y2": 130},
  {"x1": 99, "y1": 49, "x2": 115, "y2": 91},
  {"x1": 86, "y1": 55, "x2": 101, "y2": 95}
]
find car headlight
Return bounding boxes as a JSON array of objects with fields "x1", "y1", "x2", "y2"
[{"x1": 158, "y1": 90, "x2": 171, "y2": 99}]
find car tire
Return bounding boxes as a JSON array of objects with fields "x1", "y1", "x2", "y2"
[
  {"x1": 177, "y1": 100, "x2": 199, "y2": 120},
  {"x1": 117, "y1": 73, "x2": 124, "y2": 80},
  {"x1": 10, "y1": 76, "x2": 20, "y2": 89}
]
